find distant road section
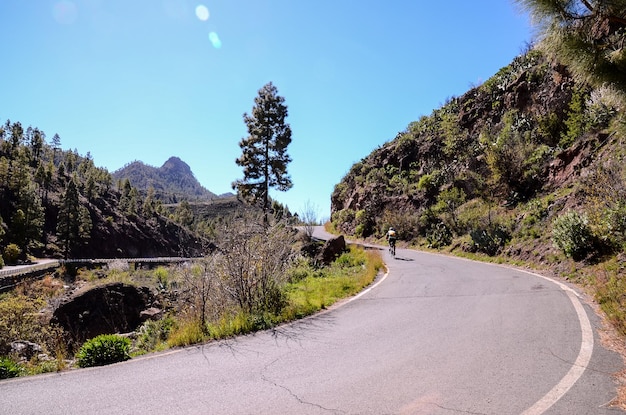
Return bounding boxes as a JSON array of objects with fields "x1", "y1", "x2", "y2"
[
  {"x1": 0, "y1": 259, "x2": 60, "y2": 291},
  {"x1": 0, "y1": 259, "x2": 60, "y2": 277}
]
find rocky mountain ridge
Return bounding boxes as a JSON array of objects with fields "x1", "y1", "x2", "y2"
[{"x1": 112, "y1": 156, "x2": 228, "y2": 203}]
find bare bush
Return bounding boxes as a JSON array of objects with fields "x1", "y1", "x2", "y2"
[
  {"x1": 177, "y1": 257, "x2": 219, "y2": 332},
  {"x1": 300, "y1": 200, "x2": 320, "y2": 240},
  {"x1": 215, "y1": 213, "x2": 297, "y2": 314}
]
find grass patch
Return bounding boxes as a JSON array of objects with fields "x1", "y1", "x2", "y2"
[
  {"x1": 282, "y1": 245, "x2": 383, "y2": 320},
  {"x1": 591, "y1": 259, "x2": 626, "y2": 336},
  {"x1": 167, "y1": 318, "x2": 208, "y2": 348}
]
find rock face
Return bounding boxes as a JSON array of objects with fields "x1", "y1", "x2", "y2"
[{"x1": 52, "y1": 282, "x2": 154, "y2": 345}]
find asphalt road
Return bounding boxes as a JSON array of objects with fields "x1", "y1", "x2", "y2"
[{"x1": 1, "y1": 230, "x2": 624, "y2": 414}]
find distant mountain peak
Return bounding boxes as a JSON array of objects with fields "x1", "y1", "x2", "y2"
[
  {"x1": 161, "y1": 156, "x2": 192, "y2": 174},
  {"x1": 113, "y1": 156, "x2": 218, "y2": 202}
]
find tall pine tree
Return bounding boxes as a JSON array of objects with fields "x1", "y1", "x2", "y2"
[
  {"x1": 57, "y1": 177, "x2": 91, "y2": 259},
  {"x1": 232, "y1": 82, "x2": 293, "y2": 220}
]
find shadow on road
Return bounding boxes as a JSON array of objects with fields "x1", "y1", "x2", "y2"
[{"x1": 391, "y1": 256, "x2": 414, "y2": 262}]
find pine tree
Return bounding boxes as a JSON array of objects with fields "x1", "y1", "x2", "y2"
[
  {"x1": 174, "y1": 200, "x2": 194, "y2": 227},
  {"x1": 85, "y1": 173, "x2": 97, "y2": 201},
  {"x1": 11, "y1": 183, "x2": 44, "y2": 251},
  {"x1": 57, "y1": 178, "x2": 91, "y2": 259},
  {"x1": 142, "y1": 186, "x2": 156, "y2": 216},
  {"x1": 119, "y1": 178, "x2": 133, "y2": 215},
  {"x1": 516, "y1": 0, "x2": 626, "y2": 91},
  {"x1": 51, "y1": 133, "x2": 61, "y2": 165},
  {"x1": 7, "y1": 122, "x2": 24, "y2": 157},
  {"x1": 232, "y1": 82, "x2": 293, "y2": 220},
  {"x1": 29, "y1": 128, "x2": 44, "y2": 167}
]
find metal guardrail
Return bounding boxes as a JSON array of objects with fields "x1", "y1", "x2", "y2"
[
  {"x1": 0, "y1": 261, "x2": 61, "y2": 278},
  {"x1": 59, "y1": 257, "x2": 195, "y2": 265},
  {"x1": 0, "y1": 257, "x2": 198, "y2": 291},
  {"x1": 0, "y1": 261, "x2": 61, "y2": 292},
  {"x1": 1, "y1": 257, "x2": 199, "y2": 276}
]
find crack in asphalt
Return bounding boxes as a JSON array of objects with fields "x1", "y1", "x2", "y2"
[
  {"x1": 546, "y1": 347, "x2": 618, "y2": 377},
  {"x1": 260, "y1": 358, "x2": 348, "y2": 414},
  {"x1": 426, "y1": 402, "x2": 489, "y2": 414},
  {"x1": 401, "y1": 399, "x2": 491, "y2": 415}
]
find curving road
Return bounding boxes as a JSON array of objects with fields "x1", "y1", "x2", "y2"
[{"x1": 1, "y1": 229, "x2": 624, "y2": 414}]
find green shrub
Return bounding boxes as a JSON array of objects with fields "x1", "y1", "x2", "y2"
[
  {"x1": 552, "y1": 211, "x2": 595, "y2": 260},
  {"x1": 602, "y1": 203, "x2": 626, "y2": 248},
  {"x1": 354, "y1": 223, "x2": 366, "y2": 238},
  {"x1": 381, "y1": 208, "x2": 422, "y2": 241},
  {"x1": 135, "y1": 317, "x2": 175, "y2": 354},
  {"x1": 0, "y1": 294, "x2": 47, "y2": 355},
  {"x1": 331, "y1": 209, "x2": 355, "y2": 232},
  {"x1": 3, "y1": 244, "x2": 21, "y2": 265},
  {"x1": 585, "y1": 85, "x2": 620, "y2": 129},
  {"x1": 560, "y1": 88, "x2": 588, "y2": 148},
  {"x1": 470, "y1": 225, "x2": 510, "y2": 256},
  {"x1": 75, "y1": 334, "x2": 131, "y2": 368},
  {"x1": 154, "y1": 267, "x2": 169, "y2": 290},
  {"x1": 354, "y1": 209, "x2": 374, "y2": 237},
  {"x1": 0, "y1": 356, "x2": 22, "y2": 379},
  {"x1": 426, "y1": 222, "x2": 452, "y2": 248},
  {"x1": 434, "y1": 187, "x2": 466, "y2": 232},
  {"x1": 335, "y1": 251, "x2": 365, "y2": 268}
]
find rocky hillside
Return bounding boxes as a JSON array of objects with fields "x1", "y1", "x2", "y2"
[
  {"x1": 331, "y1": 48, "x2": 625, "y2": 266},
  {"x1": 112, "y1": 156, "x2": 224, "y2": 203},
  {"x1": 0, "y1": 132, "x2": 209, "y2": 262},
  {"x1": 330, "y1": 48, "x2": 626, "y2": 340}
]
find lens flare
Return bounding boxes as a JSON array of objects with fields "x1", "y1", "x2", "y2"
[
  {"x1": 209, "y1": 32, "x2": 222, "y2": 49},
  {"x1": 52, "y1": 0, "x2": 78, "y2": 25},
  {"x1": 195, "y1": 5, "x2": 210, "y2": 21}
]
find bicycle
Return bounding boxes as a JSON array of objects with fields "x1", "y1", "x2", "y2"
[{"x1": 388, "y1": 238, "x2": 396, "y2": 257}]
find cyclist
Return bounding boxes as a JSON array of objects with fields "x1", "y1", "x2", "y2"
[{"x1": 386, "y1": 227, "x2": 397, "y2": 256}]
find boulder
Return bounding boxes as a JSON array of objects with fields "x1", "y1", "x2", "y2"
[
  {"x1": 51, "y1": 282, "x2": 154, "y2": 345},
  {"x1": 140, "y1": 307, "x2": 163, "y2": 322},
  {"x1": 317, "y1": 235, "x2": 347, "y2": 265},
  {"x1": 10, "y1": 340, "x2": 42, "y2": 360}
]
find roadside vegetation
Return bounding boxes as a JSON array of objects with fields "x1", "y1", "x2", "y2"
[{"x1": 0, "y1": 217, "x2": 383, "y2": 377}]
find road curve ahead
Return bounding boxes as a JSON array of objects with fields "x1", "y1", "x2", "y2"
[{"x1": 1, "y1": 229, "x2": 624, "y2": 414}]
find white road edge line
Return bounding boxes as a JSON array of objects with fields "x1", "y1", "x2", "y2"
[
  {"x1": 520, "y1": 272, "x2": 594, "y2": 415},
  {"x1": 394, "y1": 247, "x2": 595, "y2": 414},
  {"x1": 336, "y1": 237, "x2": 595, "y2": 414},
  {"x1": 346, "y1": 268, "x2": 390, "y2": 303}
]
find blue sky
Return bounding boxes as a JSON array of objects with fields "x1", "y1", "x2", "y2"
[{"x1": 1, "y1": 0, "x2": 532, "y2": 221}]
